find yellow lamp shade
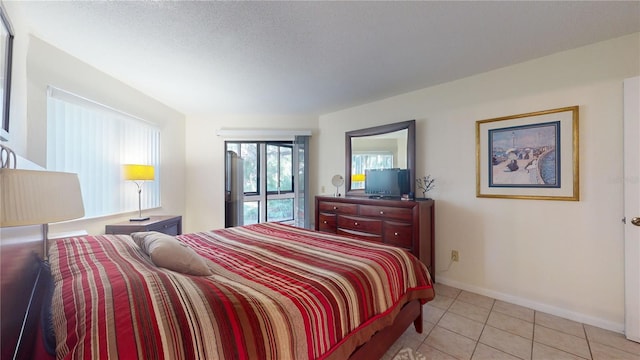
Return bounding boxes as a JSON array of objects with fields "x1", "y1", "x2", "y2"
[{"x1": 123, "y1": 164, "x2": 155, "y2": 181}]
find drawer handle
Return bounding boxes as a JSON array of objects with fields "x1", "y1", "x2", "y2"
[
  {"x1": 354, "y1": 222, "x2": 359, "y2": 226},
  {"x1": 333, "y1": 206, "x2": 338, "y2": 210},
  {"x1": 323, "y1": 220, "x2": 327, "y2": 224},
  {"x1": 394, "y1": 232, "x2": 399, "y2": 236},
  {"x1": 380, "y1": 211, "x2": 384, "y2": 215}
]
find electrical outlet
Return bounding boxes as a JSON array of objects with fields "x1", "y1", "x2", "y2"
[{"x1": 451, "y1": 250, "x2": 459, "y2": 262}]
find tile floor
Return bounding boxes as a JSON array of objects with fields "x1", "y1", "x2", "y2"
[{"x1": 383, "y1": 283, "x2": 640, "y2": 360}]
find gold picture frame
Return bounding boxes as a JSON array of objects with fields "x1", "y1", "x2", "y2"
[{"x1": 476, "y1": 106, "x2": 579, "y2": 201}]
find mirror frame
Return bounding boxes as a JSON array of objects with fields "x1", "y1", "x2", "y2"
[
  {"x1": 345, "y1": 119, "x2": 416, "y2": 196},
  {"x1": 0, "y1": 6, "x2": 13, "y2": 142}
]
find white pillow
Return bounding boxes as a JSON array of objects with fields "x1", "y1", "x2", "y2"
[{"x1": 131, "y1": 231, "x2": 212, "y2": 276}]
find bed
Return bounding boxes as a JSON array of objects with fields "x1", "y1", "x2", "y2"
[{"x1": 6, "y1": 222, "x2": 434, "y2": 359}]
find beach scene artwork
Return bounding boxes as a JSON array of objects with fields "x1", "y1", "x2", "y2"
[{"x1": 488, "y1": 121, "x2": 560, "y2": 188}]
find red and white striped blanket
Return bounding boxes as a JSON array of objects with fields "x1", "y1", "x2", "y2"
[{"x1": 50, "y1": 222, "x2": 434, "y2": 359}]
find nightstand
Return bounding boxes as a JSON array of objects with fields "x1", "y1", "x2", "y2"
[{"x1": 105, "y1": 215, "x2": 182, "y2": 236}]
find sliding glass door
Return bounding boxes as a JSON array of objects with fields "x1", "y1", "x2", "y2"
[{"x1": 225, "y1": 138, "x2": 309, "y2": 228}]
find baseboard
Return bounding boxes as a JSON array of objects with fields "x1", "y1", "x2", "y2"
[{"x1": 436, "y1": 276, "x2": 624, "y2": 334}]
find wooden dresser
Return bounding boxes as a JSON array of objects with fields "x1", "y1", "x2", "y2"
[{"x1": 315, "y1": 196, "x2": 435, "y2": 279}]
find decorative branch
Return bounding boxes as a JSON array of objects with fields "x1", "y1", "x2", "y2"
[{"x1": 416, "y1": 175, "x2": 435, "y2": 198}]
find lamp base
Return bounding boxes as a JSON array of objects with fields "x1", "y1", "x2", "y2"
[{"x1": 129, "y1": 217, "x2": 150, "y2": 222}]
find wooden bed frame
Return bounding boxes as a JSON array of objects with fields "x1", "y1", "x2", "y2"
[
  {"x1": 350, "y1": 300, "x2": 423, "y2": 359},
  {"x1": 1, "y1": 236, "x2": 48, "y2": 360},
  {"x1": 1, "y1": 236, "x2": 424, "y2": 360}
]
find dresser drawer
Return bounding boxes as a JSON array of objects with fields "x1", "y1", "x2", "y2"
[
  {"x1": 318, "y1": 213, "x2": 337, "y2": 232},
  {"x1": 359, "y1": 205, "x2": 413, "y2": 221},
  {"x1": 338, "y1": 215, "x2": 382, "y2": 235},
  {"x1": 337, "y1": 228, "x2": 382, "y2": 242},
  {"x1": 383, "y1": 221, "x2": 413, "y2": 249},
  {"x1": 318, "y1": 201, "x2": 358, "y2": 215}
]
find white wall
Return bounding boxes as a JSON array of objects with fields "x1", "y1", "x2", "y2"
[
  {"x1": 25, "y1": 37, "x2": 186, "y2": 236},
  {"x1": 184, "y1": 114, "x2": 319, "y2": 232},
  {"x1": 317, "y1": 33, "x2": 640, "y2": 332},
  {"x1": 2, "y1": 1, "x2": 187, "y2": 236}
]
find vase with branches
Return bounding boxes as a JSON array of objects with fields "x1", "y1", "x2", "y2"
[{"x1": 416, "y1": 175, "x2": 435, "y2": 199}]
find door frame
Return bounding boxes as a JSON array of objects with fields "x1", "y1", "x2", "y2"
[{"x1": 624, "y1": 76, "x2": 640, "y2": 342}]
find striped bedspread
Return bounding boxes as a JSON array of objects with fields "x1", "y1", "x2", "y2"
[{"x1": 50, "y1": 222, "x2": 434, "y2": 360}]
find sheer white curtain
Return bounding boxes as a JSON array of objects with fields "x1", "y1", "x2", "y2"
[{"x1": 46, "y1": 87, "x2": 160, "y2": 218}]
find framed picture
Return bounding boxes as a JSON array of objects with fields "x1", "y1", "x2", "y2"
[
  {"x1": 0, "y1": 5, "x2": 13, "y2": 142},
  {"x1": 476, "y1": 106, "x2": 579, "y2": 201}
]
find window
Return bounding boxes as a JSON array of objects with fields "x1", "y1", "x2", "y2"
[
  {"x1": 266, "y1": 143, "x2": 293, "y2": 222},
  {"x1": 266, "y1": 143, "x2": 293, "y2": 193},
  {"x1": 46, "y1": 87, "x2": 160, "y2": 218}
]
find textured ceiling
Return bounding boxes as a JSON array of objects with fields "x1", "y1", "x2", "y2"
[{"x1": 15, "y1": 1, "x2": 640, "y2": 116}]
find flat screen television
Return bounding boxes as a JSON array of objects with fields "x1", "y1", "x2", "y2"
[{"x1": 364, "y1": 168, "x2": 410, "y2": 198}]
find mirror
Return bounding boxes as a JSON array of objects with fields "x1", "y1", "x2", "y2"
[{"x1": 345, "y1": 120, "x2": 416, "y2": 196}]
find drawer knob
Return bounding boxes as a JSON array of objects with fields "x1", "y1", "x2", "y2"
[
  {"x1": 354, "y1": 222, "x2": 359, "y2": 226},
  {"x1": 323, "y1": 220, "x2": 327, "y2": 224},
  {"x1": 394, "y1": 232, "x2": 399, "y2": 236},
  {"x1": 333, "y1": 206, "x2": 338, "y2": 210},
  {"x1": 380, "y1": 211, "x2": 384, "y2": 215}
]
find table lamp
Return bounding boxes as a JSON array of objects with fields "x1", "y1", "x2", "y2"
[
  {"x1": 123, "y1": 164, "x2": 155, "y2": 221},
  {"x1": 0, "y1": 168, "x2": 85, "y2": 261}
]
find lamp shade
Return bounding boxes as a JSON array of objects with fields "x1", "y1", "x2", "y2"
[
  {"x1": 123, "y1": 164, "x2": 155, "y2": 181},
  {"x1": 0, "y1": 169, "x2": 85, "y2": 227}
]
